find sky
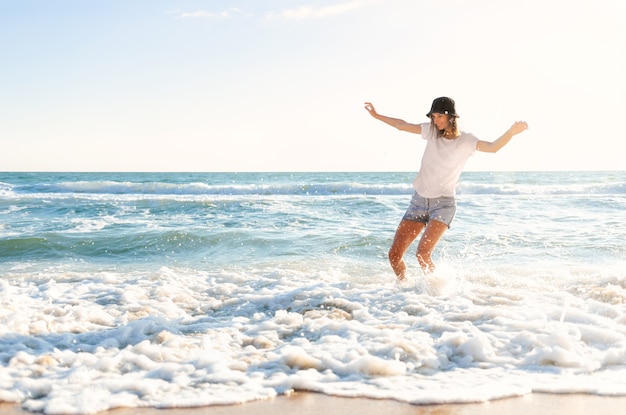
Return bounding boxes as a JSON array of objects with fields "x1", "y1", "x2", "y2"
[{"x1": 1, "y1": 0, "x2": 625, "y2": 172}]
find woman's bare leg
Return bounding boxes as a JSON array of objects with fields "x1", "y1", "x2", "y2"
[
  {"x1": 388, "y1": 220, "x2": 426, "y2": 280},
  {"x1": 416, "y1": 220, "x2": 449, "y2": 273}
]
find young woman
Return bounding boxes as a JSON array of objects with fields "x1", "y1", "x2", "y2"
[{"x1": 364, "y1": 97, "x2": 528, "y2": 280}]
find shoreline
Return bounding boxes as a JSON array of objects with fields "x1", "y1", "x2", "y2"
[{"x1": 4, "y1": 393, "x2": 626, "y2": 415}]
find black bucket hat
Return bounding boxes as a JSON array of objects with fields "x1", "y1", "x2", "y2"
[{"x1": 426, "y1": 97, "x2": 459, "y2": 118}]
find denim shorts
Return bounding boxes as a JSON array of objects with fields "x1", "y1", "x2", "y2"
[{"x1": 401, "y1": 192, "x2": 457, "y2": 228}]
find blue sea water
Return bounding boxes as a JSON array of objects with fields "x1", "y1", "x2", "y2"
[{"x1": 1, "y1": 171, "x2": 625, "y2": 413}]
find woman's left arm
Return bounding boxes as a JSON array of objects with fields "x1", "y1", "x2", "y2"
[{"x1": 476, "y1": 121, "x2": 529, "y2": 153}]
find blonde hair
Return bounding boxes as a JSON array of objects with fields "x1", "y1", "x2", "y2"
[{"x1": 431, "y1": 115, "x2": 460, "y2": 139}]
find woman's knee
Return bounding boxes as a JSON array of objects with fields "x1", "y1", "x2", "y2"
[
  {"x1": 388, "y1": 246, "x2": 402, "y2": 263},
  {"x1": 416, "y1": 244, "x2": 433, "y2": 259}
]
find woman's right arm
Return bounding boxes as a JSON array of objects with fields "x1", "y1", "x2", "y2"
[{"x1": 364, "y1": 102, "x2": 422, "y2": 134}]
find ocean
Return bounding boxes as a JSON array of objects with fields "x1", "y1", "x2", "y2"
[{"x1": 1, "y1": 171, "x2": 625, "y2": 414}]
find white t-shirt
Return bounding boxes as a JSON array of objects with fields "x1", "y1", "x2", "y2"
[{"x1": 412, "y1": 122, "x2": 479, "y2": 198}]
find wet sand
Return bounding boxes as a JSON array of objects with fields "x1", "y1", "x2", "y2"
[{"x1": 3, "y1": 393, "x2": 626, "y2": 415}]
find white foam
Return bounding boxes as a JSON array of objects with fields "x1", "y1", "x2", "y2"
[{"x1": 1, "y1": 264, "x2": 626, "y2": 413}]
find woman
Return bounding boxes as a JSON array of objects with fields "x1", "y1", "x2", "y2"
[{"x1": 364, "y1": 97, "x2": 528, "y2": 280}]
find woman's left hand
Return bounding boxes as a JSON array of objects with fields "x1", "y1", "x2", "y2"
[{"x1": 510, "y1": 121, "x2": 529, "y2": 135}]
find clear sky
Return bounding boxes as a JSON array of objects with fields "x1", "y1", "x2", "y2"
[{"x1": 1, "y1": 0, "x2": 624, "y2": 172}]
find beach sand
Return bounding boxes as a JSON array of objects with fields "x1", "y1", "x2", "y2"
[{"x1": 3, "y1": 393, "x2": 626, "y2": 415}]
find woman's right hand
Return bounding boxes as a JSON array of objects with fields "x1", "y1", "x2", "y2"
[
  {"x1": 362, "y1": 103, "x2": 421, "y2": 134},
  {"x1": 364, "y1": 102, "x2": 377, "y2": 116}
]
